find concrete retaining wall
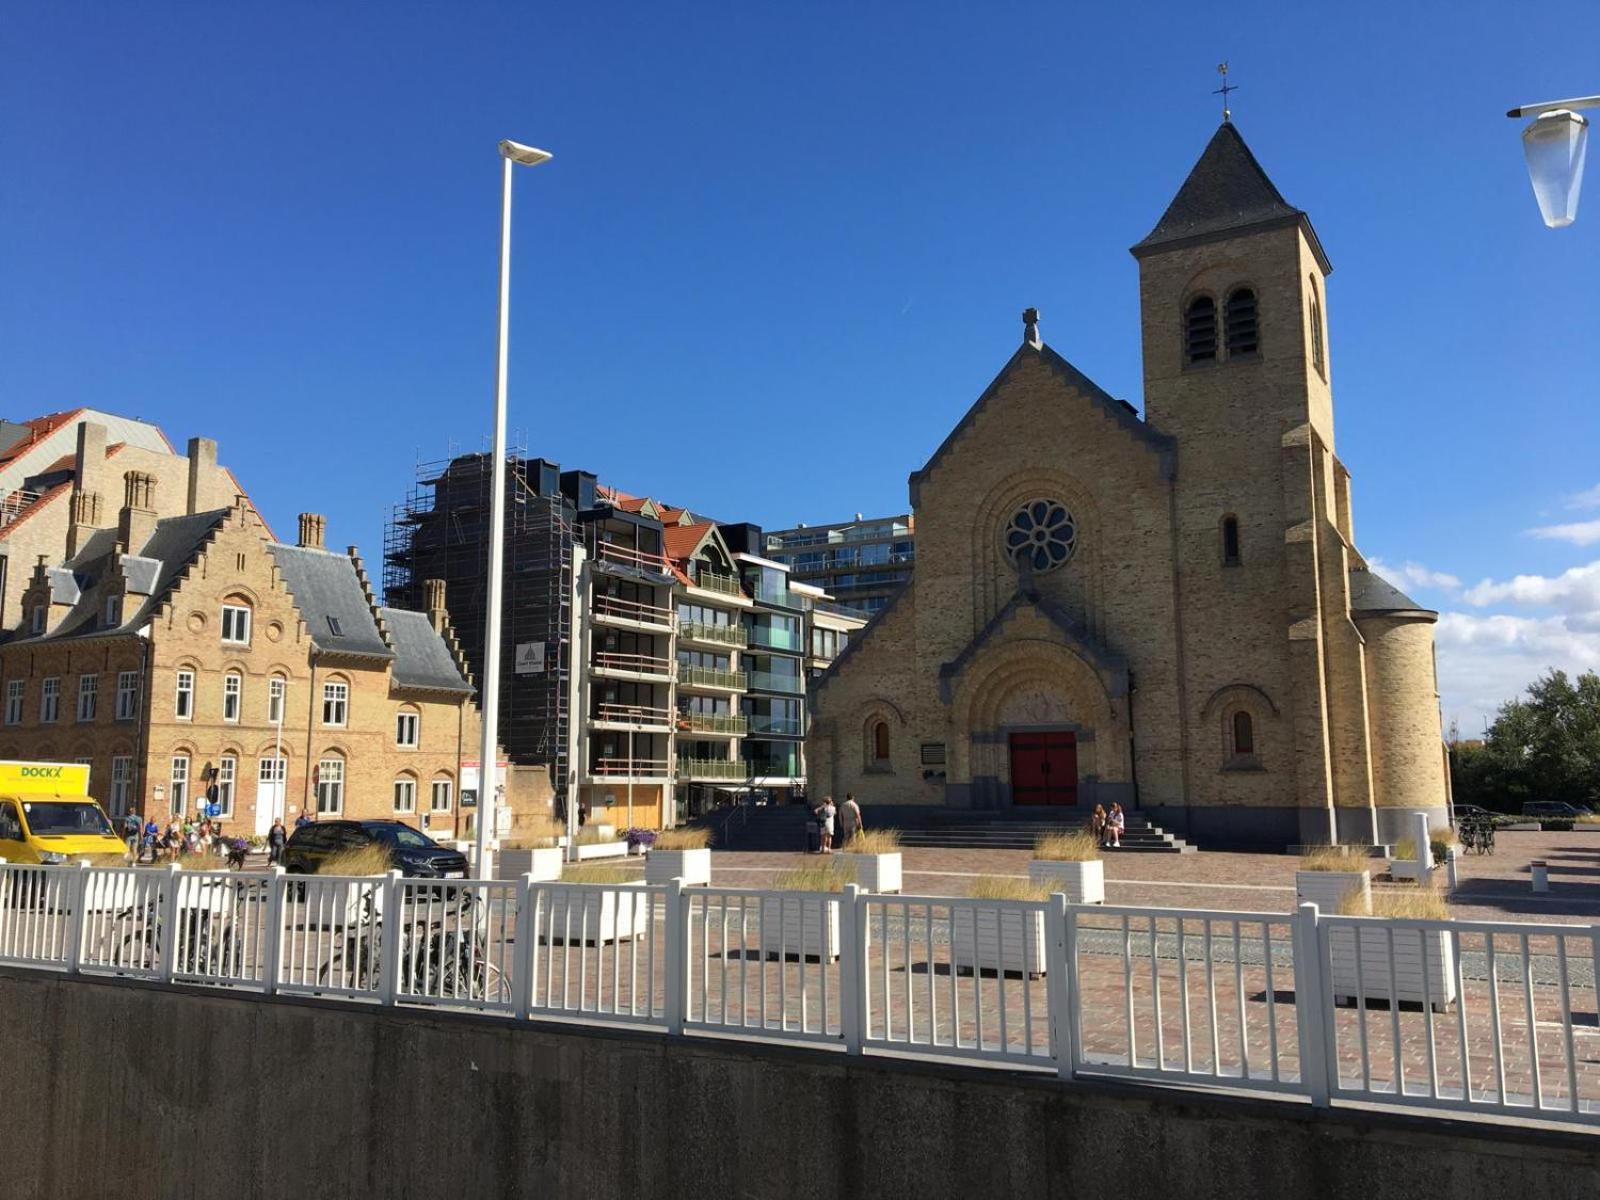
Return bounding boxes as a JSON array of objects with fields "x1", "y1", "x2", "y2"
[{"x1": 0, "y1": 968, "x2": 1595, "y2": 1199}]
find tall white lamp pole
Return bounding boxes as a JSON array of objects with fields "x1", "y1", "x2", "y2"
[{"x1": 475, "y1": 138, "x2": 553, "y2": 880}]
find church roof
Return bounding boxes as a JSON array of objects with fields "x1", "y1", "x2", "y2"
[
  {"x1": 1131, "y1": 123, "x2": 1332, "y2": 274},
  {"x1": 1349, "y1": 568, "x2": 1435, "y2": 618}
]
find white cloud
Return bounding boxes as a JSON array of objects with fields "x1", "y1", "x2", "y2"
[
  {"x1": 1461, "y1": 559, "x2": 1600, "y2": 612},
  {"x1": 1434, "y1": 611, "x2": 1600, "y2": 730},
  {"x1": 1565, "y1": 483, "x2": 1600, "y2": 511},
  {"x1": 1365, "y1": 556, "x2": 1460, "y2": 592},
  {"x1": 1528, "y1": 519, "x2": 1600, "y2": 547}
]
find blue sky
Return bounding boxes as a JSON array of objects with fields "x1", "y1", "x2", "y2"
[{"x1": 3, "y1": 2, "x2": 1598, "y2": 730}]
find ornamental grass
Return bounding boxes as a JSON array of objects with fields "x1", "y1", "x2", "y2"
[
  {"x1": 966, "y1": 875, "x2": 1054, "y2": 902},
  {"x1": 317, "y1": 844, "x2": 395, "y2": 877},
  {"x1": 560, "y1": 863, "x2": 641, "y2": 885},
  {"x1": 1032, "y1": 831, "x2": 1100, "y2": 862},
  {"x1": 652, "y1": 827, "x2": 712, "y2": 851},
  {"x1": 841, "y1": 829, "x2": 901, "y2": 854},
  {"x1": 1299, "y1": 845, "x2": 1368, "y2": 873},
  {"x1": 772, "y1": 862, "x2": 855, "y2": 893}
]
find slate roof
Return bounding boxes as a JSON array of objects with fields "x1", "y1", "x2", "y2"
[
  {"x1": 1348, "y1": 569, "x2": 1435, "y2": 617},
  {"x1": 1131, "y1": 123, "x2": 1331, "y2": 273},
  {"x1": 266, "y1": 543, "x2": 394, "y2": 659},
  {"x1": 380, "y1": 608, "x2": 473, "y2": 694}
]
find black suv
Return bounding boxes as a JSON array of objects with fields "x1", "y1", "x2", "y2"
[{"x1": 283, "y1": 819, "x2": 469, "y2": 878}]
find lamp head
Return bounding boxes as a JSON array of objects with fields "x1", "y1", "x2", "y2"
[
  {"x1": 1521, "y1": 109, "x2": 1588, "y2": 228},
  {"x1": 499, "y1": 140, "x2": 553, "y2": 167}
]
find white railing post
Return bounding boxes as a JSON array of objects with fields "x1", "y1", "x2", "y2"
[
  {"x1": 1292, "y1": 902, "x2": 1332, "y2": 1107},
  {"x1": 662, "y1": 877, "x2": 686, "y2": 1035},
  {"x1": 158, "y1": 863, "x2": 182, "y2": 984},
  {"x1": 513, "y1": 872, "x2": 536, "y2": 1020},
  {"x1": 261, "y1": 866, "x2": 286, "y2": 995},
  {"x1": 837, "y1": 884, "x2": 864, "y2": 1053},
  {"x1": 63, "y1": 862, "x2": 90, "y2": 975},
  {"x1": 1045, "y1": 893, "x2": 1075, "y2": 1080},
  {"x1": 378, "y1": 871, "x2": 403, "y2": 1007}
]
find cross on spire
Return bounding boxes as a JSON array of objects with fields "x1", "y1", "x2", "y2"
[{"x1": 1214, "y1": 62, "x2": 1236, "y2": 123}]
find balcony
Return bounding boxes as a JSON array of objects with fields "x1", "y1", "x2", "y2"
[
  {"x1": 591, "y1": 702, "x2": 673, "y2": 729},
  {"x1": 592, "y1": 591, "x2": 675, "y2": 631},
  {"x1": 746, "y1": 716, "x2": 802, "y2": 737},
  {"x1": 679, "y1": 711, "x2": 748, "y2": 736},
  {"x1": 676, "y1": 663, "x2": 745, "y2": 692},
  {"x1": 679, "y1": 620, "x2": 747, "y2": 649},
  {"x1": 592, "y1": 650, "x2": 674, "y2": 679},
  {"x1": 688, "y1": 570, "x2": 745, "y2": 599},
  {"x1": 588, "y1": 757, "x2": 672, "y2": 781},
  {"x1": 745, "y1": 670, "x2": 804, "y2": 695},
  {"x1": 0, "y1": 489, "x2": 42, "y2": 530},
  {"x1": 676, "y1": 757, "x2": 747, "y2": 781},
  {"x1": 747, "y1": 626, "x2": 802, "y2": 652},
  {"x1": 595, "y1": 540, "x2": 670, "y2": 576}
]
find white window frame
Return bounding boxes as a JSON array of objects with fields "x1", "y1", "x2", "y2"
[
  {"x1": 393, "y1": 777, "x2": 417, "y2": 814},
  {"x1": 4, "y1": 680, "x2": 23, "y2": 726},
  {"x1": 316, "y1": 757, "x2": 345, "y2": 815},
  {"x1": 222, "y1": 672, "x2": 242, "y2": 723},
  {"x1": 267, "y1": 676, "x2": 285, "y2": 724},
  {"x1": 322, "y1": 681, "x2": 348, "y2": 727},
  {"x1": 395, "y1": 710, "x2": 419, "y2": 748},
  {"x1": 174, "y1": 670, "x2": 195, "y2": 720},
  {"x1": 115, "y1": 671, "x2": 140, "y2": 721},
  {"x1": 76, "y1": 673, "x2": 98, "y2": 723},
  {"x1": 110, "y1": 756, "x2": 133, "y2": 815},
  {"x1": 221, "y1": 604, "x2": 252, "y2": 645},
  {"x1": 430, "y1": 779, "x2": 452, "y2": 812},
  {"x1": 170, "y1": 755, "x2": 190, "y2": 816},
  {"x1": 40, "y1": 677, "x2": 60, "y2": 724},
  {"x1": 104, "y1": 595, "x2": 121, "y2": 628},
  {"x1": 29, "y1": 606, "x2": 44, "y2": 635},
  {"x1": 216, "y1": 755, "x2": 237, "y2": 818}
]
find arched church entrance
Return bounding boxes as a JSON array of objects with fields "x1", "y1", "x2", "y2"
[{"x1": 1009, "y1": 730, "x2": 1078, "y2": 805}]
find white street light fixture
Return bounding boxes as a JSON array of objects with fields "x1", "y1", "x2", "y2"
[
  {"x1": 1507, "y1": 95, "x2": 1598, "y2": 228},
  {"x1": 475, "y1": 138, "x2": 553, "y2": 881}
]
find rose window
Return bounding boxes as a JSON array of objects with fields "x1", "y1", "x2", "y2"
[{"x1": 1004, "y1": 500, "x2": 1077, "y2": 573}]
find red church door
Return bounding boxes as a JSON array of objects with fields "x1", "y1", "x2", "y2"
[{"x1": 1009, "y1": 732, "x2": 1078, "y2": 806}]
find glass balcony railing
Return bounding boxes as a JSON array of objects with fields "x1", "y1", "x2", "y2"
[
  {"x1": 681, "y1": 712, "x2": 748, "y2": 735},
  {"x1": 745, "y1": 670, "x2": 804, "y2": 694},
  {"x1": 676, "y1": 757, "x2": 747, "y2": 780},
  {"x1": 747, "y1": 625, "x2": 802, "y2": 652},
  {"x1": 676, "y1": 663, "x2": 745, "y2": 690},
  {"x1": 746, "y1": 716, "x2": 802, "y2": 736},
  {"x1": 741, "y1": 756, "x2": 800, "y2": 778},
  {"x1": 689, "y1": 570, "x2": 744, "y2": 598},
  {"x1": 679, "y1": 620, "x2": 747, "y2": 647}
]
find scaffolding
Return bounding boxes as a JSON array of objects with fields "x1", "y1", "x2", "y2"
[{"x1": 384, "y1": 442, "x2": 575, "y2": 787}]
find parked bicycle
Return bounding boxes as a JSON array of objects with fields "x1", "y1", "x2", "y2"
[
  {"x1": 317, "y1": 886, "x2": 509, "y2": 1005},
  {"x1": 1458, "y1": 812, "x2": 1496, "y2": 856}
]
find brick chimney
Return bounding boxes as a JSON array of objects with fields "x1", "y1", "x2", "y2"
[
  {"x1": 66, "y1": 422, "x2": 109, "y2": 558},
  {"x1": 117, "y1": 470, "x2": 157, "y2": 552},
  {"x1": 297, "y1": 513, "x2": 326, "y2": 550},
  {"x1": 186, "y1": 436, "x2": 218, "y2": 515},
  {"x1": 424, "y1": 578, "x2": 448, "y2": 632}
]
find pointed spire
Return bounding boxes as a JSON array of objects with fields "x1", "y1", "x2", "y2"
[{"x1": 1131, "y1": 123, "x2": 1331, "y2": 274}]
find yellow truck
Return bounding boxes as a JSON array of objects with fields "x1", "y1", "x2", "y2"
[{"x1": 0, "y1": 762, "x2": 128, "y2": 866}]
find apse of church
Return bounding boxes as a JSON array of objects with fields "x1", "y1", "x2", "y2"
[{"x1": 808, "y1": 122, "x2": 1449, "y2": 850}]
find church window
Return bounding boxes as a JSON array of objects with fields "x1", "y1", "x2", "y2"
[
  {"x1": 870, "y1": 720, "x2": 890, "y2": 767},
  {"x1": 1309, "y1": 277, "x2": 1325, "y2": 378},
  {"x1": 1231, "y1": 711, "x2": 1255, "y2": 758},
  {"x1": 1225, "y1": 288, "x2": 1259, "y2": 357},
  {"x1": 1185, "y1": 296, "x2": 1217, "y2": 364},
  {"x1": 1221, "y1": 516, "x2": 1241, "y2": 567},
  {"x1": 1004, "y1": 500, "x2": 1077, "y2": 574}
]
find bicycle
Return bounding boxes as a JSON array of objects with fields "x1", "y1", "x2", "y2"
[
  {"x1": 1458, "y1": 813, "x2": 1496, "y2": 856},
  {"x1": 317, "y1": 887, "x2": 509, "y2": 1004}
]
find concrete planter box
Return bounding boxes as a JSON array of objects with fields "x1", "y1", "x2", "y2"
[
  {"x1": 1295, "y1": 870, "x2": 1370, "y2": 915},
  {"x1": 497, "y1": 848, "x2": 565, "y2": 881},
  {"x1": 1028, "y1": 859, "x2": 1104, "y2": 905},
  {"x1": 537, "y1": 886, "x2": 651, "y2": 945},
  {"x1": 950, "y1": 905, "x2": 1047, "y2": 978},
  {"x1": 836, "y1": 851, "x2": 901, "y2": 894},
  {"x1": 574, "y1": 840, "x2": 629, "y2": 861},
  {"x1": 758, "y1": 895, "x2": 840, "y2": 961},
  {"x1": 1388, "y1": 860, "x2": 1431, "y2": 884},
  {"x1": 1330, "y1": 923, "x2": 1457, "y2": 1011},
  {"x1": 644, "y1": 848, "x2": 711, "y2": 886}
]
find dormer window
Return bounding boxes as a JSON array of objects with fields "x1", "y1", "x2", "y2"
[
  {"x1": 1225, "y1": 288, "x2": 1259, "y2": 357},
  {"x1": 29, "y1": 606, "x2": 43, "y2": 635},
  {"x1": 104, "y1": 595, "x2": 121, "y2": 628},
  {"x1": 1185, "y1": 296, "x2": 1217, "y2": 364},
  {"x1": 327, "y1": 615, "x2": 343, "y2": 638}
]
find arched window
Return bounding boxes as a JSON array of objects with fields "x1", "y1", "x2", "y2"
[
  {"x1": 1232, "y1": 711, "x2": 1255, "y2": 757},
  {"x1": 1221, "y1": 515, "x2": 1241, "y2": 567},
  {"x1": 222, "y1": 672, "x2": 242, "y2": 723},
  {"x1": 1308, "y1": 276, "x2": 1325, "y2": 378},
  {"x1": 1225, "y1": 288, "x2": 1258, "y2": 357},
  {"x1": 1185, "y1": 296, "x2": 1217, "y2": 364},
  {"x1": 316, "y1": 754, "x2": 345, "y2": 815},
  {"x1": 393, "y1": 774, "x2": 417, "y2": 815},
  {"x1": 872, "y1": 721, "x2": 890, "y2": 764}
]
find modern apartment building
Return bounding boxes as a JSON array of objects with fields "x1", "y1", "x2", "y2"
[{"x1": 764, "y1": 513, "x2": 914, "y2": 617}]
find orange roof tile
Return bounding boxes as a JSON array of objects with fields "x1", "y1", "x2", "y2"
[
  {"x1": 0, "y1": 409, "x2": 85, "y2": 467},
  {"x1": 662, "y1": 522, "x2": 713, "y2": 563}
]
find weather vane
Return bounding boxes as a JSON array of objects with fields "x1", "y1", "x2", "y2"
[{"x1": 1214, "y1": 62, "x2": 1236, "y2": 123}]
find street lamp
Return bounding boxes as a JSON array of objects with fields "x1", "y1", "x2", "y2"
[
  {"x1": 475, "y1": 138, "x2": 553, "y2": 880},
  {"x1": 1507, "y1": 95, "x2": 1597, "y2": 227}
]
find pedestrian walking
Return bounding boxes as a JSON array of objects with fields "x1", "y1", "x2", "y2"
[
  {"x1": 141, "y1": 819, "x2": 160, "y2": 864},
  {"x1": 1106, "y1": 803, "x2": 1125, "y2": 849},
  {"x1": 267, "y1": 817, "x2": 287, "y2": 867},
  {"x1": 815, "y1": 796, "x2": 837, "y2": 854},
  {"x1": 122, "y1": 810, "x2": 142, "y2": 859},
  {"x1": 838, "y1": 793, "x2": 863, "y2": 847}
]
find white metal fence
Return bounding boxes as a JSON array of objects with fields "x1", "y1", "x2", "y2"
[{"x1": 0, "y1": 861, "x2": 1596, "y2": 1127}]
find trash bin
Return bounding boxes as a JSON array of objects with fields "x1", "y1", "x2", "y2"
[{"x1": 1531, "y1": 860, "x2": 1550, "y2": 893}]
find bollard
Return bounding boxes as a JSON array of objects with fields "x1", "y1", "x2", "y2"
[
  {"x1": 1446, "y1": 845, "x2": 1459, "y2": 892},
  {"x1": 1413, "y1": 812, "x2": 1433, "y2": 885},
  {"x1": 1531, "y1": 860, "x2": 1550, "y2": 893}
]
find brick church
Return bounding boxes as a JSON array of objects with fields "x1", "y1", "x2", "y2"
[{"x1": 808, "y1": 122, "x2": 1449, "y2": 849}]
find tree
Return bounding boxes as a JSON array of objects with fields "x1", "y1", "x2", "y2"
[{"x1": 1450, "y1": 670, "x2": 1600, "y2": 812}]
